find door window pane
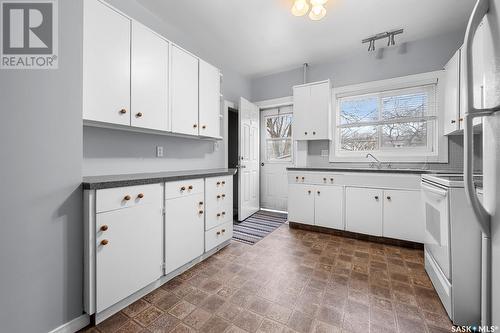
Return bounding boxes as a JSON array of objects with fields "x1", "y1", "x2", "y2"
[
  {"x1": 266, "y1": 139, "x2": 292, "y2": 161},
  {"x1": 265, "y1": 114, "x2": 292, "y2": 161}
]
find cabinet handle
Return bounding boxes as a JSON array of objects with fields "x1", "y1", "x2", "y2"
[
  {"x1": 100, "y1": 225, "x2": 108, "y2": 232},
  {"x1": 202, "y1": 125, "x2": 206, "y2": 129},
  {"x1": 137, "y1": 193, "x2": 144, "y2": 199},
  {"x1": 199, "y1": 210, "x2": 204, "y2": 214},
  {"x1": 193, "y1": 124, "x2": 198, "y2": 128},
  {"x1": 387, "y1": 196, "x2": 391, "y2": 200},
  {"x1": 216, "y1": 231, "x2": 221, "y2": 235},
  {"x1": 217, "y1": 213, "x2": 221, "y2": 217},
  {"x1": 199, "y1": 201, "x2": 204, "y2": 205},
  {"x1": 123, "y1": 195, "x2": 131, "y2": 201},
  {"x1": 100, "y1": 239, "x2": 109, "y2": 246},
  {"x1": 136, "y1": 112, "x2": 143, "y2": 118},
  {"x1": 317, "y1": 191, "x2": 321, "y2": 195},
  {"x1": 451, "y1": 120, "x2": 456, "y2": 124},
  {"x1": 180, "y1": 186, "x2": 186, "y2": 191},
  {"x1": 119, "y1": 108, "x2": 127, "y2": 114},
  {"x1": 222, "y1": 194, "x2": 226, "y2": 198},
  {"x1": 188, "y1": 185, "x2": 193, "y2": 190},
  {"x1": 216, "y1": 182, "x2": 221, "y2": 186},
  {"x1": 304, "y1": 132, "x2": 308, "y2": 135},
  {"x1": 313, "y1": 131, "x2": 316, "y2": 135},
  {"x1": 222, "y1": 181, "x2": 226, "y2": 185},
  {"x1": 222, "y1": 229, "x2": 226, "y2": 233},
  {"x1": 217, "y1": 195, "x2": 221, "y2": 199},
  {"x1": 308, "y1": 190, "x2": 311, "y2": 194},
  {"x1": 374, "y1": 196, "x2": 379, "y2": 200}
]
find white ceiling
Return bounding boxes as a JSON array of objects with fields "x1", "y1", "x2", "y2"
[{"x1": 137, "y1": 0, "x2": 475, "y2": 77}]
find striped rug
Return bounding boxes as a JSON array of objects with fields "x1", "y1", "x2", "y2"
[{"x1": 232, "y1": 210, "x2": 288, "y2": 245}]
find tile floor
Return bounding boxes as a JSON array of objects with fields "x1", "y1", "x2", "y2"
[{"x1": 80, "y1": 224, "x2": 453, "y2": 333}]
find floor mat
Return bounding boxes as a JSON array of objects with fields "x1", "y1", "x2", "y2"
[{"x1": 232, "y1": 210, "x2": 287, "y2": 245}]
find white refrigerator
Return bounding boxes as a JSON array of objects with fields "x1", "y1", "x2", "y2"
[{"x1": 463, "y1": 0, "x2": 500, "y2": 326}]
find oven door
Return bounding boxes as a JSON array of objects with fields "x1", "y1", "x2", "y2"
[{"x1": 421, "y1": 181, "x2": 451, "y2": 280}]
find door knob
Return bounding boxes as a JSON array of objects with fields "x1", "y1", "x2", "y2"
[{"x1": 261, "y1": 163, "x2": 264, "y2": 166}]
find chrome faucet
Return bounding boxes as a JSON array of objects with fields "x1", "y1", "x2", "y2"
[{"x1": 366, "y1": 153, "x2": 382, "y2": 169}]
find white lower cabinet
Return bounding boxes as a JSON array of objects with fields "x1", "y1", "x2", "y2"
[
  {"x1": 315, "y1": 185, "x2": 344, "y2": 229},
  {"x1": 206, "y1": 221, "x2": 233, "y2": 252},
  {"x1": 205, "y1": 176, "x2": 233, "y2": 230},
  {"x1": 96, "y1": 186, "x2": 163, "y2": 312},
  {"x1": 288, "y1": 184, "x2": 315, "y2": 225},
  {"x1": 164, "y1": 191, "x2": 205, "y2": 274},
  {"x1": 345, "y1": 187, "x2": 383, "y2": 236},
  {"x1": 383, "y1": 190, "x2": 424, "y2": 243}
]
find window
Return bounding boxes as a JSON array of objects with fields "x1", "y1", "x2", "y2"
[
  {"x1": 331, "y1": 72, "x2": 447, "y2": 163},
  {"x1": 265, "y1": 113, "x2": 292, "y2": 161}
]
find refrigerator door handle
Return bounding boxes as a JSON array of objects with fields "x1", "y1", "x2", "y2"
[{"x1": 463, "y1": 0, "x2": 493, "y2": 235}]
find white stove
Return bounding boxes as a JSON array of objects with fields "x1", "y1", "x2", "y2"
[{"x1": 422, "y1": 173, "x2": 483, "y2": 188}]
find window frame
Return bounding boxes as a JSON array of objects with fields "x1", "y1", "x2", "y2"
[
  {"x1": 329, "y1": 71, "x2": 448, "y2": 163},
  {"x1": 262, "y1": 107, "x2": 294, "y2": 164}
]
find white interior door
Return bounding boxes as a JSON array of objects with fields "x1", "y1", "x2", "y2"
[
  {"x1": 260, "y1": 107, "x2": 293, "y2": 212},
  {"x1": 238, "y1": 98, "x2": 260, "y2": 221}
]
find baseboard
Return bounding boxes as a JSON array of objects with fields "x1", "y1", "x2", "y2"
[
  {"x1": 48, "y1": 314, "x2": 90, "y2": 333},
  {"x1": 288, "y1": 222, "x2": 423, "y2": 249}
]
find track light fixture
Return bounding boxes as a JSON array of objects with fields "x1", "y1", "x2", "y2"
[{"x1": 362, "y1": 29, "x2": 403, "y2": 52}]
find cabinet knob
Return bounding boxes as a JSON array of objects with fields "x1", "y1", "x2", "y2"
[
  {"x1": 222, "y1": 194, "x2": 226, "y2": 198},
  {"x1": 217, "y1": 195, "x2": 221, "y2": 199},
  {"x1": 199, "y1": 201, "x2": 204, "y2": 205},
  {"x1": 222, "y1": 211, "x2": 226, "y2": 215},
  {"x1": 301, "y1": 177, "x2": 305, "y2": 180},
  {"x1": 451, "y1": 120, "x2": 456, "y2": 124},
  {"x1": 119, "y1": 108, "x2": 127, "y2": 114},
  {"x1": 304, "y1": 132, "x2": 308, "y2": 135},
  {"x1": 375, "y1": 196, "x2": 379, "y2": 200},
  {"x1": 216, "y1": 231, "x2": 221, "y2": 235},
  {"x1": 317, "y1": 191, "x2": 321, "y2": 195},
  {"x1": 137, "y1": 193, "x2": 144, "y2": 199},
  {"x1": 323, "y1": 177, "x2": 327, "y2": 181},
  {"x1": 222, "y1": 181, "x2": 226, "y2": 185},
  {"x1": 222, "y1": 229, "x2": 226, "y2": 233},
  {"x1": 308, "y1": 190, "x2": 311, "y2": 194},
  {"x1": 202, "y1": 125, "x2": 206, "y2": 129},
  {"x1": 330, "y1": 178, "x2": 334, "y2": 182},
  {"x1": 101, "y1": 239, "x2": 109, "y2": 246},
  {"x1": 123, "y1": 195, "x2": 131, "y2": 201},
  {"x1": 296, "y1": 176, "x2": 299, "y2": 180},
  {"x1": 193, "y1": 124, "x2": 198, "y2": 128},
  {"x1": 136, "y1": 112, "x2": 143, "y2": 118},
  {"x1": 100, "y1": 225, "x2": 108, "y2": 232},
  {"x1": 313, "y1": 131, "x2": 316, "y2": 135},
  {"x1": 199, "y1": 210, "x2": 204, "y2": 214},
  {"x1": 387, "y1": 196, "x2": 391, "y2": 200},
  {"x1": 180, "y1": 186, "x2": 186, "y2": 191},
  {"x1": 217, "y1": 213, "x2": 221, "y2": 217},
  {"x1": 216, "y1": 182, "x2": 221, "y2": 186},
  {"x1": 459, "y1": 118, "x2": 464, "y2": 122},
  {"x1": 188, "y1": 185, "x2": 193, "y2": 190}
]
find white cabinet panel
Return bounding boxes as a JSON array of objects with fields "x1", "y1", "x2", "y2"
[
  {"x1": 96, "y1": 183, "x2": 163, "y2": 213},
  {"x1": 199, "y1": 60, "x2": 221, "y2": 138},
  {"x1": 165, "y1": 193, "x2": 205, "y2": 274},
  {"x1": 171, "y1": 45, "x2": 199, "y2": 136},
  {"x1": 345, "y1": 187, "x2": 383, "y2": 236},
  {"x1": 383, "y1": 190, "x2": 424, "y2": 243},
  {"x1": 131, "y1": 22, "x2": 169, "y2": 131},
  {"x1": 164, "y1": 178, "x2": 204, "y2": 200},
  {"x1": 443, "y1": 49, "x2": 461, "y2": 135},
  {"x1": 83, "y1": 0, "x2": 131, "y2": 125},
  {"x1": 96, "y1": 204, "x2": 162, "y2": 312},
  {"x1": 205, "y1": 176, "x2": 233, "y2": 230},
  {"x1": 288, "y1": 184, "x2": 315, "y2": 225},
  {"x1": 292, "y1": 81, "x2": 331, "y2": 140},
  {"x1": 315, "y1": 185, "x2": 343, "y2": 230},
  {"x1": 205, "y1": 222, "x2": 233, "y2": 252}
]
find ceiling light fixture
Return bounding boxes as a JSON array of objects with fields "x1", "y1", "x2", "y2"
[
  {"x1": 291, "y1": 0, "x2": 328, "y2": 21},
  {"x1": 362, "y1": 29, "x2": 403, "y2": 52}
]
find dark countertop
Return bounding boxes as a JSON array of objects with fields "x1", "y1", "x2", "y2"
[
  {"x1": 83, "y1": 168, "x2": 237, "y2": 190},
  {"x1": 287, "y1": 167, "x2": 461, "y2": 174}
]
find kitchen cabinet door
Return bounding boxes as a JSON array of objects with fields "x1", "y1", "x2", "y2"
[
  {"x1": 165, "y1": 193, "x2": 205, "y2": 274},
  {"x1": 383, "y1": 190, "x2": 424, "y2": 243},
  {"x1": 292, "y1": 81, "x2": 331, "y2": 140},
  {"x1": 171, "y1": 45, "x2": 199, "y2": 136},
  {"x1": 131, "y1": 22, "x2": 169, "y2": 131},
  {"x1": 288, "y1": 184, "x2": 315, "y2": 225},
  {"x1": 443, "y1": 49, "x2": 461, "y2": 135},
  {"x1": 83, "y1": 0, "x2": 131, "y2": 125},
  {"x1": 345, "y1": 187, "x2": 383, "y2": 236},
  {"x1": 315, "y1": 185, "x2": 344, "y2": 230},
  {"x1": 96, "y1": 204, "x2": 163, "y2": 312},
  {"x1": 199, "y1": 60, "x2": 221, "y2": 138}
]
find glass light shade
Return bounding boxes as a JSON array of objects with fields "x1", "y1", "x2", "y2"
[
  {"x1": 291, "y1": 0, "x2": 309, "y2": 16},
  {"x1": 309, "y1": 5, "x2": 326, "y2": 20}
]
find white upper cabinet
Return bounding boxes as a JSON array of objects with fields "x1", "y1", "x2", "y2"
[
  {"x1": 171, "y1": 46, "x2": 199, "y2": 136},
  {"x1": 443, "y1": 49, "x2": 461, "y2": 135},
  {"x1": 83, "y1": 0, "x2": 131, "y2": 125},
  {"x1": 293, "y1": 80, "x2": 331, "y2": 141},
  {"x1": 131, "y1": 22, "x2": 169, "y2": 131},
  {"x1": 199, "y1": 60, "x2": 221, "y2": 138}
]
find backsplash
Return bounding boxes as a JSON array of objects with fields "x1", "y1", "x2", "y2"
[{"x1": 306, "y1": 134, "x2": 483, "y2": 172}]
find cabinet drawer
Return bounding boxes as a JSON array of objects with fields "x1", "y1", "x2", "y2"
[
  {"x1": 288, "y1": 173, "x2": 339, "y2": 185},
  {"x1": 165, "y1": 178, "x2": 204, "y2": 200},
  {"x1": 205, "y1": 176, "x2": 232, "y2": 192},
  {"x1": 205, "y1": 222, "x2": 232, "y2": 252},
  {"x1": 96, "y1": 183, "x2": 162, "y2": 213},
  {"x1": 206, "y1": 203, "x2": 232, "y2": 230}
]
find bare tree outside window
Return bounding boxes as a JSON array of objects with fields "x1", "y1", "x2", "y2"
[{"x1": 266, "y1": 114, "x2": 292, "y2": 161}]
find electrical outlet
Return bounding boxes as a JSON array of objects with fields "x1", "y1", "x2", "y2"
[
  {"x1": 321, "y1": 149, "x2": 329, "y2": 157},
  {"x1": 156, "y1": 146, "x2": 164, "y2": 157}
]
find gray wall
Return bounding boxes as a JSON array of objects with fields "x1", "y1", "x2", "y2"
[
  {"x1": 83, "y1": 0, "x2": 251, "y2": 176},
  {"x1": 249, "y1": 29, "x2": 480, "y2": 170},
  {"x1": 0, "y1": 1, "x2": 84, "y2": 332}
]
